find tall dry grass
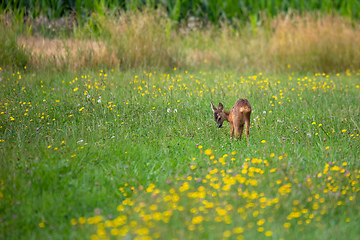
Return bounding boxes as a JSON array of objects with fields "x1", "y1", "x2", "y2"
[
  {"x1": 269, "y1": 13, "x2": 360, "y2": 73},
  {"x1": 8, "y1": 10, "x2": 360, "y2": 73},
  {"x1": 18, "y1": 36, "x2": 118, "y2": 71},
  {"x1": 184, "y1": 13, "x2": 360, "y2": 73},
  {"x1": 101, "y1": 9, "x2": 182, "y2": 70}
]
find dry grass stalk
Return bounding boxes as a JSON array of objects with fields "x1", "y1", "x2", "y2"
[{"x1": 18, "y1": 36, "x2": 118, "y2": 71}]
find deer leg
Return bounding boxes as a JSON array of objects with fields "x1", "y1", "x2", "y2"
[
  {"x1": 234, "y1": 123, "x2": 243, "y2": 140},
  {"x1": 230, "y1": 124, "x2": 234, "y2": 139},
  {"x1": 245, "y1": 113, "x2": 251, "y2": 138},
  {"x1": 238, "y1": 125, "x2": 244, "y2": 140}
]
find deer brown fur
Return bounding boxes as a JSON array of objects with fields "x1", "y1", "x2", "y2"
[{"x1": 211, "y1": 99, "x2": 252, "y2": 140}]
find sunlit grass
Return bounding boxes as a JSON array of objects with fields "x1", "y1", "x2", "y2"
[{"x1": 0, "y1": 67, "x2": 359, "y2": 239}]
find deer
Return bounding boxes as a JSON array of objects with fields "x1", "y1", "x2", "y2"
[{"x1": 211, "y1": 99, "x2": 252, "y2": 140}]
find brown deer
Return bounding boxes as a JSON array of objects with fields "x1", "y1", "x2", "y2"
[{"x1": 211, "y1": 99, "x2": 252, "y2": 140}]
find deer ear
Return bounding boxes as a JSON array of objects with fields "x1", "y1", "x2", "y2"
[
  {"x1": 218, "y1": 102, "x2": 224, "y2": 111},
  {"x1": 211, "y1": 101, "x2": 217, "y2": 111}
]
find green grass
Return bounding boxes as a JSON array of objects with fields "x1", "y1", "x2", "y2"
[{"x1": 0, "y1": 68, "x2": 359, "y2": 239}]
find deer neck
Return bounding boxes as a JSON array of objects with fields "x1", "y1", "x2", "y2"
[{"x1": 223, "y1": 110, "x2": 231, "y2": 122}]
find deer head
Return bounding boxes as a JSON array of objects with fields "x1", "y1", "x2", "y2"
[{"x1": 211, "y1": 101, "x2": 226, "y2": 128}]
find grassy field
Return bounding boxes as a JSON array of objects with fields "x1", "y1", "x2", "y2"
[{"x1": 0, "y1": 67, "x2": 359, "y2": 239}]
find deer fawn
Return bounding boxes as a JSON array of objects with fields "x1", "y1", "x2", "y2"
[{"x1": 211, "y1": 99, "x2": 252, "y2": 140}]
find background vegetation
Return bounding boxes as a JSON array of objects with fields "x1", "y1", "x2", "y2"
[
  {"x1": 2, "y1": 9, "x2": 360, "y2": 73},
  {"x1": 2, "y1": 0, "x2": 360, "y2": 24},
  {"x1": 0, "y1": 1, "x2": 360, "y2": 73}
]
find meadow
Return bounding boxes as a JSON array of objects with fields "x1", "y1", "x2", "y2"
[
  {"x1": 1, "y1": 66, "x2": 359, "y2": 239},
  {"x1": 1, "y1": 3, "x2": 360, "y2": 239}
]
